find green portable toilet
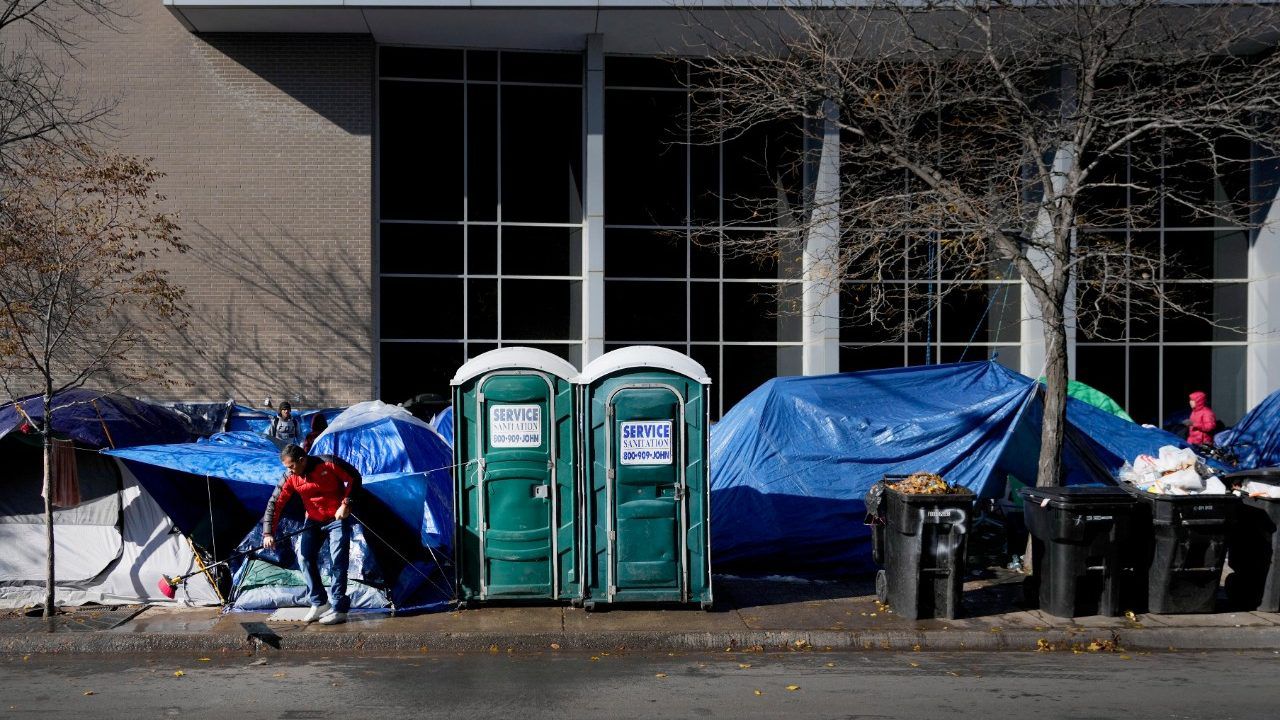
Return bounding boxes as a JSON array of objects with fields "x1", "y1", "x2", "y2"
[
  {"x1": 451, "y1": 347, "x2": 579, "y2": 604},
  {"x1": 578, "y1": 346, "x2": 713, "y2": 609}
]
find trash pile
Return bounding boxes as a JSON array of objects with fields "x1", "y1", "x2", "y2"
[
  {"x1": 889, "y1": 472, "x2": 971, "y2": 495},
  {"x1": 1233, "y1": 480, "x2": 1280, "y2": 499},
  {"x1": 1120, "y1": 445, "x2": 1228, "y2": 495}
]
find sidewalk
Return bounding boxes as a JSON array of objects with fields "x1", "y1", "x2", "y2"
[{"x1": 4, "y1": 571, "x2": 1279, "y2": 655}]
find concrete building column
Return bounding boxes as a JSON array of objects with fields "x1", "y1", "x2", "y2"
[
  {"x1": 583, "y1": 34, "x2": 606, "y2": 365},
  {"x1": 1247, "y1": 180, "x2": 1280, "y2": 409},
  {"x1": 802, "y1": 96, "x2": 841, "y2": 375},
  {"x1": 1020, "y1": 143, "x2": 1078, "y2": 380}
]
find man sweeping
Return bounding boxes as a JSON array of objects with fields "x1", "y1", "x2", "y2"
[{"x1": 262, "y1": 444, "x2": 361, "y2": 625}]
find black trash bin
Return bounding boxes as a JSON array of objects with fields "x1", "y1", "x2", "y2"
[
  {"x1": 865, "y1": 477, "x2": 974, "y2": 620},
  {"x1": 1224, "y1": 469, "x2": 1280, "y2": 612},
  {"x1": 1123, "y1": 483, "x2": 1238, "y2": 614},
  {"x1": 1019, "y1": 486, "x2": 1138, "y2": 618}
]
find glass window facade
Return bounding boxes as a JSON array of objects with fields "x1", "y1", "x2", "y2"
[
  {"x1": 377, "y1": 47, "x2": 584, "y2": 403},
  {"x1": 603, "y1": 58, "x2": 805, "y2": 417},
  {"x1": 375, "y1": 46, "x2": 1256, "y2": 426}
]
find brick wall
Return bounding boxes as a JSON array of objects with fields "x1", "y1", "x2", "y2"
[{"x1": 68, "y1": 3, "x2": 374, "y2": 405}]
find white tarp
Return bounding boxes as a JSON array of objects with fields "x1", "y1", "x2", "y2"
[{"x1": 0, "y1": 461, "x2": 219, "y2": 608}]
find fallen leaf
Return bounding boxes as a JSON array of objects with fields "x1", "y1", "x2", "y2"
[
  {"x1": 550, "y1": 643, "x2": 561, "y2": 650},
  {"x1": 655, "y1": 673, "x2": 667, "y2": 679},
  {"x1": 753, "y1": 690, "x2": 763, "y2": 696},
  {"x1": 273, "y1": 672, "x2": 285, "y2": 678},
  {"x1": 173, "y1": 670, "x2": 185, "y2": 678},
  {"x1": 738, "y1": 663, "x2": 752, "y2": 669},
  {"x1": 785, "y1": 685, "x2": 801, "y2": 692},
  {"x1": 198, "y1": 658, "x2": 210, "y2": 662},
  {"x1": 946, "y1": 671, "x2": 959, "y2": 677},
  {"x1": 825, "y1": 662, "x2": 836, "y2": 668},
  {"x1": 249, "y1": 658, "x2": 268, "y2": 666},
  {"x1": 22, "y1": 656, "x2": 29, "y2": 662},
  {"x1": 590, "y1": 656, "x2": 600, "y2": 662},
  {"x1": 912, "y1": 644, "x2": 922, "y2": 652},
  {"x1": 1125, "y1": 611, "x2": 1137, "y2": 622},
  {"x1": 909, "y1": 662, "x2": 920, "y2": 668},
  {"x1": 82, "y1": 691, "x2": 95, "y2": 696},
  {"x1": 488, "y1": 644, "x2": 499, "y2": 654},
  {"x1": 1120, "y1": 655, "x2": 1132, "y2": 660}
]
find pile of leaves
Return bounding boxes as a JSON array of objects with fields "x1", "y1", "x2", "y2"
[{"x1": 889, "y1": 472, "x2": 969, "y2": 495}]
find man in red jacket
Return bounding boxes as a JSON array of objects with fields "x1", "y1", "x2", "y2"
[
  {"x1": 262, "y1": 444, "x2": 361, "y2": 625},
  {"x1": 1187, "y1": 391, "x2": 1219, "y2": 446}
]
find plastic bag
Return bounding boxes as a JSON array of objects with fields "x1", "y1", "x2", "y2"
[
  {"x1": 1202, "y1": 476, "x2": 1227, "y2": 495},
  {"x1": 1241, "y1": 481, "x2": 1280, "y2": 499},
  {"x1": 1160, "y1": 466, "x2": 1205, "y2": 492}
]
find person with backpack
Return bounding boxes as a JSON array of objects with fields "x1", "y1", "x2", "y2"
[
  {"x1": 261, "y1": 444, "x2": 361, "y2": 625},
  {"x1": 265, "y1": 401, "x2": 301, "y2": 445}
]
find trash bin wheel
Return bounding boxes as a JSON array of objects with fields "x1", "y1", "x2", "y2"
[
  {"x1": 584, "y1": 599, "x2": 597, "y2": 612},
  {"x1": 700, "y1": 600, "x2": 714, "y2": 611},
  {"x1": 570, "y1": 597, "x2": 584, "y2": 609},
  {"x1": 875, "y1": 569, "x2": 888, "y2": 603}
]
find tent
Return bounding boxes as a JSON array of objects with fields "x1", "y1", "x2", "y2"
[
  {"x1": 108, "y1": 401, "x2": 455, "y2": 614},
  {"x1": 430, "y1": 406, "x2": 453, "y2": 447},
  {"x1": 709, "y1": 361, "x2": 1190, "y2": 577},
  {"x1": 0, "y1": 388, "x2": 194, "y2": 448},
  {"x1": 225, "y1": 404, "x2": 345, "y2": 439},
  {"x1": 0, "y1": 391, "x2": 216, "y2": 608},
  {"x1": 1217, "y1": 388, "x2": 1280, "y2": 469},
  {"x1": 1048, "y1": 379, "x2": 1133, "y2": 422}
]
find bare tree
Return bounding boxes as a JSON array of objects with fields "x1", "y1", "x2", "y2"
[
  {"x1": 0, "y1": 0, "x2": 125, "y2": 170},
  {"x1": 683, "y1": 0, "x2": 1276, "y2": 488},
  {"x1": 0, "y1": 142, "x2": 186, "y2": 616}
]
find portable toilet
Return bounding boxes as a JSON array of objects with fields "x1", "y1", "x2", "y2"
[
  {"x1": 451, "y1": 347, "x2": 579, "y2": 604},
  {"x1": 577, "y1": 346, "x2": 713, "y2": 609}
]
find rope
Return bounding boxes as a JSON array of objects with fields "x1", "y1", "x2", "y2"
[
  {"x1": 350, "y1": 510, "x2": 454, "y2": 602},
  {"x1": 205, "y1": 475, "x2": 218, "y2": 565},
  {"x1": 90, "y1": 399, "x2": 116, "y2": 449},
  {"x1": 958, "y1": 260, "x2": 1018, "y2": 363}
]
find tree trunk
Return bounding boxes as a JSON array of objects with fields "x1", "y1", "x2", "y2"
[
  {"x1": 42, "y1": 423, "x2": 55, "y2": 617},
  {"x1": 1036, "y1": 306, "x2": 1070, "y2": 488}
]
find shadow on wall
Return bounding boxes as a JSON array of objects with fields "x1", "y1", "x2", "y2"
[
  {"x1": 135, "y1": 220, "x2": 372, "y2": 405},
  {"x1": 194, "y1": 33, "x2": 373, "y2": 138}
]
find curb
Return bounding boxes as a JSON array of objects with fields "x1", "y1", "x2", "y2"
[{"x1": 4, "y1": 626, "x2": 1279, "y2": 655}]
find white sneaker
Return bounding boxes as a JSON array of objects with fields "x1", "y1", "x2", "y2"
[
  {"x1": 302, "y1": 603, "x2": 331, "y2": 623},
  {"x1": 318, "y1": 610, "x2": 347, "y2": 625}
]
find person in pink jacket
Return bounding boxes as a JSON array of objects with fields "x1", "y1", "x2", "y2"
[{"x1": 1187, "y1": 391, "x2": 1218, "y2": 445}]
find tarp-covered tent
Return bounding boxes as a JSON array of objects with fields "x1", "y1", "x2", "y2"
[
  {"x1": 1052, "y1": 379, "x2": 1133, "y2": 422},
  {"x1": 0, "y1": 389, "x2": 194, "y2": 448},
  {"x1": 430, "y1": 406, "x2": 453, "y2": 448},
  {"x1": 1216, "y1": 387, "x2": 1280, "y2": 469},
  {"x1": 225, "y1": 404, "x2": 345, "y2": 439},
  {"x1": 710, "y1": 361, "x2": 1190, "y2": 577},
  {"x1": 0, "y1": 391, "x2": 216, "y2": 607},
  {"x1": 108, "y1": 401, "x2": 454, "y2": 614}
]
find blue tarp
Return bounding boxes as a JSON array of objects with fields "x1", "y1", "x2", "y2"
[
  {"x1": 709, "y1": 361, "x2": 1192, "y2": 577},
  {"x1": 1216, "y1": 388, "x2": 1280, "y2": 470},
  {"x1": 430, "y1": 406, "x2": 453, "y2": 448},
  {"x1": 226, "y1": 404, "x2": 345, "y2": 438},
  {"x1": 0, "y1": 389, "x2": 193, "y2": 449},
  {"x1": 106, "y1": 401, "x2": 455, "y2": 613}
]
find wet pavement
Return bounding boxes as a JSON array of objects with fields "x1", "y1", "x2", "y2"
[{"x1": 3, "y1": 571, "x2": 1279, "y2": 654}]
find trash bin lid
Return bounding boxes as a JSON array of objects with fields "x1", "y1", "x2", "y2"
[
  {"x1": 1224, "y1": 467, "x2": 1280, "y2": 483},
  {"x1": 1019, "y1": 485, "x2": 1137, "y2": 509}
]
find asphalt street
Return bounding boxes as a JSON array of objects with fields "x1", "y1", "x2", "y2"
[{"x1": 2, "y1": 649, "x2": 1276, "y2": 719}]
